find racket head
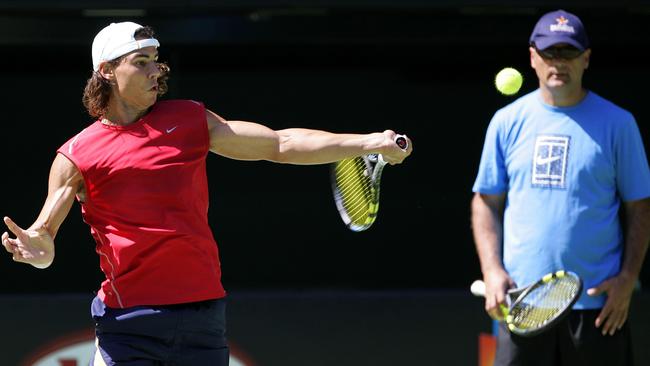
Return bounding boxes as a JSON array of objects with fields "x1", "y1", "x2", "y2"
[
  {"x1": 505, "y1": 270, "x2": 582, "y2": 337},
  {"x1": 331, "y1": 154, "x2": 384, "y2": 232}
]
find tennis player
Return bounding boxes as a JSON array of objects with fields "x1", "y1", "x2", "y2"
[
  {"x1": 1, "y1": 21, "x2": 412, "y2": 365},
  {"x1": 471, "y1": 9, "x2": 650, "y2": 366}
]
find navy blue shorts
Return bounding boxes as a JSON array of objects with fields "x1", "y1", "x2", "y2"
[
  {"x1": 494, "y1": 309, "x2": 633, "y2": 366},
  {"x1": 90, "y1": 296, "x2": 229, "y2": 366}
]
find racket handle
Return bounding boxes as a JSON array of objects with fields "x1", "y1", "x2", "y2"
[
  {"x1": 470, "y1": 280, "x2": 486, "y2": 297},
  {"x1": 394, "y1": 135, "x2": 408, "y2": 150}
]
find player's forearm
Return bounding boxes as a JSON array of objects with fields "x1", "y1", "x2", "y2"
[
  {"x1": 471, "y1": 193, "x2": 506, "y2": 275},
  {"x1": 31, "y1": 154, "x2": 83, "y2": 239},
  {"x1": 31, "y1": 185, "x2": 77, "y2": 239},
  {"x1": 23, "y1": 189, "x2": 76, "y2": 268},
  {"x1": 14, "y1": 155, "x2": 81, "y2": 269},
  {"x1": 275, "y1": 129, "x2": 387, "y2": 164},
  {"x1": 620, "y1": 198, "x2": 650, "y2": 280}
]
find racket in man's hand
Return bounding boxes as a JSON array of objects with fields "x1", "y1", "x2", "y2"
[
  {"x1": 330, "y1": 135, "x2": 408, "y2": 232},
  {"x1": 470, "y1": 270, "x2": 582, "y2": 337}
]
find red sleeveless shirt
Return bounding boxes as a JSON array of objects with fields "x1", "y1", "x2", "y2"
[{"x1": 58, "y1": 100, "x2": 225, "y2": 308}]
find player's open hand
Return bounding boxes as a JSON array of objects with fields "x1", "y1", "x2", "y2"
[
  {"x1": 587, "y1": 272, "x2": 636, "y2": 336},
  {"x1": 2, "y1": 216, "x2": 54, "y2": 269}
]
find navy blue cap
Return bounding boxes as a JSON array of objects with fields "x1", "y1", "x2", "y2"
[{"x1": 529, "y1": 9, "x2": 589, "y2": 51}]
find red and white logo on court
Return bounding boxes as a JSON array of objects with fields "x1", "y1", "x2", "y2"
[{"x1": 22, "y1": 329, "x2": 255, "y2": 366}]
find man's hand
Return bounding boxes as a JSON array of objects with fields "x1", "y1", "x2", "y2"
[
  {"x1": 378, "y1": 130, "x2": 412, "y2": 165},
  {"x1": 587, "y1": 273, "x2": 636, "y2": 336},
  {"x1": 483, "y1": 269, "x2": 516, "y2": 321},
  {"x1": 2, "y1": 216, "x2": 54, "y2": 269}
]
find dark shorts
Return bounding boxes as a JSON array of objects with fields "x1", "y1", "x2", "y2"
[
  {"x1": 494, "y1": 309, "x2": 633, "y2": 366},
  {"x1": 90, "y1": 296, "x2": 229, "y2": 366}
]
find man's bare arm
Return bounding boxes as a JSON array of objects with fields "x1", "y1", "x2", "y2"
[{"x1": 2, "y1": 154, "x2": 83, "y2": 268}]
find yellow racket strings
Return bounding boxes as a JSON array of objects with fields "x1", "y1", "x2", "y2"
[
  {"x1": 508, "y1": 276, "x2": 580, "y2": 331},
  {"x1": 335, "y1": 158, "x2": 376, "y2": 226}
]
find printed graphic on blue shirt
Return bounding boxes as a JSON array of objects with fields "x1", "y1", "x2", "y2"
[{"x1": 532, "y1": 135, "x2": 570, "y2": 188}]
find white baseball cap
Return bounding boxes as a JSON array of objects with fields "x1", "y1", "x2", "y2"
[{"x1": 91, "y1": 21, "x2": 160, "y2": 71}]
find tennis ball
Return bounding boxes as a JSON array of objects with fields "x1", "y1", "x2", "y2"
[{"x1": 495, "y1": 67, "x2": 523, "y2": 96}]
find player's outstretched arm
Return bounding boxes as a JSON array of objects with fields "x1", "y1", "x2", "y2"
[
  {"x1": 205, "y1": 109, "x2": 411, "y2": 165},
  {"x1": 2, "y1": 154, "x2": 83, "y2": 269}
]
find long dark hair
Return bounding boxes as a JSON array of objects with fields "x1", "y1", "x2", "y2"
[{"x1": 82, "y1": 26, "x2": 170, "y2": 118}]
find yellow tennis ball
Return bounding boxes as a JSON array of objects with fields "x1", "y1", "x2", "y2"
[{"x1": 495, "y1": 67, "x2": 523, "y2": 95}]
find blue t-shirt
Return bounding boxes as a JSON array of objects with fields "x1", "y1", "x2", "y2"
[{"x1": 473, "y1": 89, "x2": 650, "y2": 308}]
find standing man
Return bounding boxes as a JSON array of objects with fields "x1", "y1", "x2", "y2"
[
  {"x1": 471, "y1": 9, "x2": 650, "y2": 366},
  {"x1": 1, "y1": 22, "x2": 412, "y2": 365}
]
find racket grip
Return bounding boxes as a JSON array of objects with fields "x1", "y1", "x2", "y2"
[
  {"x1": 394, "y1": 135, "x2": 408, "y2": 150},
  {"x1": 470, "y1": 280, "x2": 486, "y2": 297}
]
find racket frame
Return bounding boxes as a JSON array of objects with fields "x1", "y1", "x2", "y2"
[
  {"x1": 330, "y1": 135, "x2": 407, "y2": 232},
  {"x1": 505, "y1": 270, "x2": 583, "y2": 337},
  {"x1": 471, "y1": 270, "x2": 583, "y2": 337},
  {"x1": 331, "y1": 154, "x2": 387, "y2": 232}
]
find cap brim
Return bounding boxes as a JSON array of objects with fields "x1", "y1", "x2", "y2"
[{"x1": 534, "y1": 36, "x2": 586, "y2": 51}]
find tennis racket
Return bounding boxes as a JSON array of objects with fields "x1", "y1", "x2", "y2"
[
  {"x1": 470, "y1": 270, "x2": 582, "y2": 337},
  {"x1": 330, "y1": 135, "x2": 408, "y2": 232}
]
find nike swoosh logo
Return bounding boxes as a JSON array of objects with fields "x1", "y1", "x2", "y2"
[
  {"x1": 166, "y1": 126, "x2": 178, "y2": 133},
  {"x1": 536, "y1": 155, "x2": 561, "y2": 165}
]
